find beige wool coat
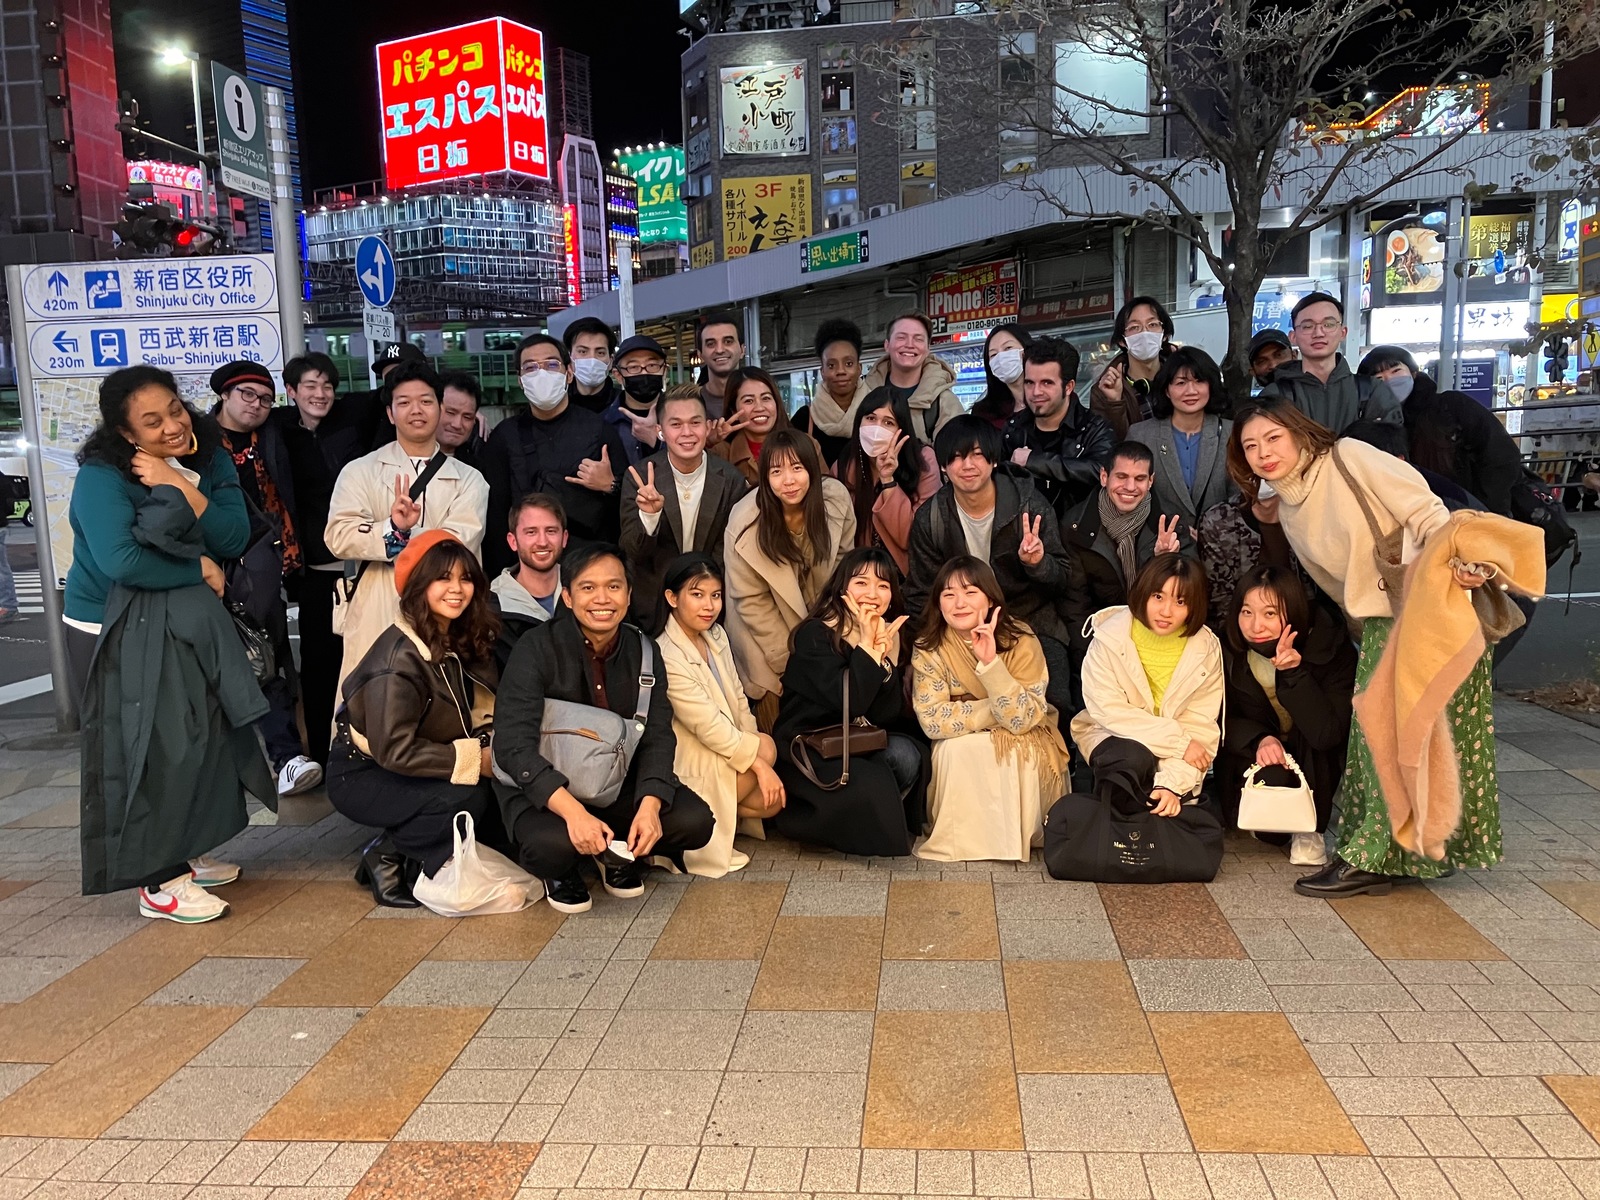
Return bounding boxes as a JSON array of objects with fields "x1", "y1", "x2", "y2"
[
  {"x1": 721, "y1": 477, "x2": 855, "y2": 700},
  {"x1": 659, "y1": 616, "x2": 761, "y2": 877},
  {"x1": 325, "y1": 440, "x2": 489, "y2": 694}
]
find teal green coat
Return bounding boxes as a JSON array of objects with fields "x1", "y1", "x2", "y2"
[
  {"x1": 65, "y1": 448, "x2": 248, "y2": 624},
  {"x1": 78, "y1": 482, "x2": 274, "y2": 895}
]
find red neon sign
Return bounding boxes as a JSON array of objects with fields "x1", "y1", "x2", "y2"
[
  {"x1": 563, "y1": 203, "x2": 582, "y2": 306},
  {"x1": 376, "y1": 18, "x2": 550, "y2": 190}
]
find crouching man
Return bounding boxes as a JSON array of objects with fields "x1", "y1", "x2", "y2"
[{"x1": 491, "y1": 542, "x2": 714, "y2": 912}]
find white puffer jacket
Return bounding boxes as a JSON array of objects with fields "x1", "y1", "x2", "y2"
[{"x1": 1070, "y1": 605, "x2": 1223, "y2": 797}]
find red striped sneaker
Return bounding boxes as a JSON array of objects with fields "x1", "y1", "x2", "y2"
[
  {"x1": 139, "y1": 874, "x2": 229, "y2": 923},
  {"x1": 187, "y1": 854, "x2": 241, "y2": 888}
]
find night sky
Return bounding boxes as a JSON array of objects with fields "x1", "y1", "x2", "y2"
[{"x1": 113, "y1": 0, "x2": 687, "y2": 196}]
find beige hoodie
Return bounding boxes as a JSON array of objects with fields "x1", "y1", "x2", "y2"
[{"x1": 860, "y1": 355, "x2": 965, "y2": 439}]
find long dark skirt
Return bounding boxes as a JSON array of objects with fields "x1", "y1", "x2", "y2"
[{"x1": 772, "y1": 732, "x2": 928, "y2": 857}]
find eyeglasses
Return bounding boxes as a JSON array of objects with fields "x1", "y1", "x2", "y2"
[
  {"x1": 231, "y1": 388, "x2": 274, "y2": 407},
  {"x1": 616, "y1": 362, "x2": 663, "y2": 378},
  {"x1": 520, "y1": 362, "x2": 567, "y2": 376},
  {"x1": 1294, "y1": 318, "x2": 1344, "y2": 334}
]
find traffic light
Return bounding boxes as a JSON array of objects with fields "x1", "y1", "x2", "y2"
[
  {"x1": 1583, "y1": 215, "x2": 1600, "y2": 296},
  {"x1": 113, "y1": 200, "x2": 221, "y2": 257},
  {"x1": 1545, "y1": 339, "x2": 1571, "y2": 384}
]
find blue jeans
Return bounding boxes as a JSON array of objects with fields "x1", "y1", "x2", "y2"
[{"x1": 0, "y1": 534, "x2": 18, "y2": 612}]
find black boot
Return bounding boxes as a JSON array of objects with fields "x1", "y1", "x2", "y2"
[
  {"x1": 354, "y1": 835, "x2": 421, "y2": 908},
  {"x1": 1293, "y1": 857, "x2": 1394, "y2": 898}
]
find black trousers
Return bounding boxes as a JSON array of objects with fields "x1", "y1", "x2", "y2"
[
  {"x1": 509, "y1": 785, "x2": 715, "y2": 881},
  {"x1": 327, "y1": 740, "x2": 500, "y2": 876},
  {"x1": 1089, "y1": 737, "x2": 1163, "y2": 809},
  {"x1": 292, "y1": 570, "x2": 342, "y2": 765}
]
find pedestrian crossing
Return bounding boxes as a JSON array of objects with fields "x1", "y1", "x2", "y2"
[{"x1": 13, "y1": 570, "x2": 43, "y2": 616}]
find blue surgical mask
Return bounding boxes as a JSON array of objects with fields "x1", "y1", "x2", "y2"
[{"x1": 1385, "y1": 373, "x2": 1414, "y2": 402}]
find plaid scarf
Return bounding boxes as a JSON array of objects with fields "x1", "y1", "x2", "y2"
[
  {"x1": 231, "y1": 432, "x2": 302, "y2": 574},
  {"x1": 1097, "y1": 487, "x2": 1150, "y2": 586}
]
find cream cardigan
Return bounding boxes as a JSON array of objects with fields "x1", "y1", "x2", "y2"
[{"x1": 1272, "y1": 438, "x2": 1450, "y2": 620}]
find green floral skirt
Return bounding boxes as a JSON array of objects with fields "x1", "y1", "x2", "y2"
[{"x1": 1337, "y1": 616, "x2": 1502, "y2": 878}]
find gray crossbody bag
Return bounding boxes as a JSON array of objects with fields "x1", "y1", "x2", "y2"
[{"x1": 528, "y1": 630, "x2": 654, "y2": 808}]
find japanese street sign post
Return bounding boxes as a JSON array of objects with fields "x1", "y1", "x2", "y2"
[
  {"x1": 356, "y1": 235, "x2": 398, "y2": 371},
  {"x1": 801, "y1": 230, "x2": 869, "y2": 274},
  {"x1": 212, "y1": 63, "x2": 272, "y2": 201},
  {"x1": 5, "y1": 255, "x2": 284, "y2": 730}
]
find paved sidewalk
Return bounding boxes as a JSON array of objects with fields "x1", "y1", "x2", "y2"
[{"x1": 2, "y1": 697, "x2": 1600, "y2": 1199}]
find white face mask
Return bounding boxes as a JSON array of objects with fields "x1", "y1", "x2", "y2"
[
  {"x1": 988, "y1": 347, "x2": 1024, "y2": 383},
  {"x1": 1125, "y1": 330, "x2": 1165, "y2": 361},
  {"x1": 1384, "y1": 372, "x2": 1414, "y2": 402},
  {"x1": 571, "y1": 358, "x2": 610, "y2": 389},
  {"x1": 859, "y1": 423, "x2": 898, "y2": 457},
  {"x1": 522, "y1": 370, "x2": 568, "y2": 410}
]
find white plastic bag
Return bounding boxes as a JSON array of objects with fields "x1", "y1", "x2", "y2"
[{"x1": 412, "y1": 812, "x2": 542, "y2": 917}]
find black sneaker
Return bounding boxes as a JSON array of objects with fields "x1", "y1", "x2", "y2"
[
  {"x1": 595, "y1": 855, "x2": 645, "y2": 899},
  {"x1": 542, "y1": 868, "x2": 593, "y2": 914}
]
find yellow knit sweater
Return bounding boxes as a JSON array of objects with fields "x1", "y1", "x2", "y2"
[{"x1": 1129, "y1": 619, "x2": 1187, "y2": 713}]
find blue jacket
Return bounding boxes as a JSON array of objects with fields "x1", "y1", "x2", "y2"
[{"x1": 65, "y1": 447, "x2": 250, "y2": 624}]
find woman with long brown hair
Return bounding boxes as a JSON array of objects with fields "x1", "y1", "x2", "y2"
[
  {"x1": 911, "y1": 556, "x2": 1068, "y2": 862},
  {"x1": 833, "y1": 386, "x2": 940, "y2": 575},
  {"x1": 771, "y1": 547, "x2": 927, "y2": 856},
  {"x1": 329, "y1": 530, "x2": 500, "y2": 907},
  {"x1": 723, "y1": 428, "x2": 855, "y2": 725},
  {"x1": 1228, "y1": 396, "x2": 1541, "y2": 897}
]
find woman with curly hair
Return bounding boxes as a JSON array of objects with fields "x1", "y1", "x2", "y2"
[{"x1": 330, "y1": 530, "x2": 500, "y2": 907}]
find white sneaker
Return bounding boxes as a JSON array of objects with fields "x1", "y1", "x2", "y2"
[
  {"x1": 277, "y1": 755, "x2": 324, "y2": 796},
  {"x1": 139, "y1": 874, "x2": 230, "y2": 923},
  {"x1": 1289, "y1": 832, "x2": 1330, "y2": 867},
  {"x1": 187, "y1": 853, "x2": 241, "y2": 888}
]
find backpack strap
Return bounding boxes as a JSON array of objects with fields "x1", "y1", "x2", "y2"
[{"x1": 633, "y1": 628, "x2": 655, "y2": 726}]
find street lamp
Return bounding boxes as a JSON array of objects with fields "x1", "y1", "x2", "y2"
[{"x1": 157, "y1": 46, "x2": 212, "y2": 221}]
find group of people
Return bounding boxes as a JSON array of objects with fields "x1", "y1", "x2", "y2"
[{"x1": 66, "y1": 290, "x2": 1544, "y2": 924}]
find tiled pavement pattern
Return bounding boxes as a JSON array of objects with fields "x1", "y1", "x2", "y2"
[{"x1": 4, "y1": 701, "x2": 1600, "y2": 1197}]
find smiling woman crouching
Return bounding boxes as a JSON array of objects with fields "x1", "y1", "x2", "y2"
[{"x1": 329, "y1": 530, "x2": 500, "y2": 909}]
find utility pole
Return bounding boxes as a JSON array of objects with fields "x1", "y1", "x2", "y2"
[{"x1": 265, "y1": 86, "x2": 304, "y2": 360}]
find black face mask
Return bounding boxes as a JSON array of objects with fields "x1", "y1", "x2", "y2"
[
  {"x1": 1245, "y1": 636, "x2": 1280, "y2": 658},
  {"x1": 623, "y1": 373, "x2": 665, "y2": 405}
]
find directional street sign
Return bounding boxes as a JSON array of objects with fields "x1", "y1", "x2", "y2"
[
  {"x1": 19, "y1": 257, "x2": 277, "y2": 321},
  {"x1": 211, "y1": 62, "x2": 272, "y2": 201},
  {"x1": 28, "y1": 315, "x2": 283, "y2": 378},
  {"x1": 355, "y1": 236, "x2": 397, "y2": 309}
]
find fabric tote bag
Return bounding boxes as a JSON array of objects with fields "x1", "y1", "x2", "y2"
[
  {"x1": 412, "y1": 812, "x2": 541, "y2": 917},
  {"x1": 1043, "y1": 794, "x2": 1224, "y2": 884},
  {"x1": 1236, "y1": 755, "x2": 1317, "y2": 833}
]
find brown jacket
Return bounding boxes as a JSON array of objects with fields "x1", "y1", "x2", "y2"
[{"x1": 341, "y1": 618, "x2": 497, "y2": 785}]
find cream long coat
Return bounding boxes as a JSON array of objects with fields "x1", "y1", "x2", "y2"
[
  {"x1": 1070, "y1": 606, "x2": 1223, "y2": 796},
  {"x1": 325, "y1": 440, "x2": 489, "y2": 694},
  {"x1": 659, "y1": 616, "x2": 761, "y2": 877},
  {"x1": 722, "y1": 477, "x2": 855, "y2": 700}
]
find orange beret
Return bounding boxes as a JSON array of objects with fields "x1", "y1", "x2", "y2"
[{"x1": 392, "y1": 528, "x2": 461, "y2": 594}]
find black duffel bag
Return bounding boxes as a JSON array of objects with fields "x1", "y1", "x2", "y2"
[{"x1": 1043, "y1": 791, "x2": 1224, "y2": 883}]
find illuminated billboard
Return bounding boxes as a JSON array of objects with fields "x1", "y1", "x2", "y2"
[{"x1": 376, "y1": 18, "x2": 550, "y2": 190}]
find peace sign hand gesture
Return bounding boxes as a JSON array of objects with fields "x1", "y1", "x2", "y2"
[
  {"x1": 971, "y1": 605, "x2": 1002, "y2": 665},
  {"x1": 706, "y1": 409, "x2": 752, "y2": 448},
  {"x1": 627, "y1": 404, "x2": 660, "y2": 448},
  {"x1": 1154, "y1": 514, "x2": 1182, "y2": 555},
  {"x1": 875, "y1": 433, "x2": 908, "y2": 485},
  {"x1": 1271, "y1": 624, "x2": 1302, "y2": 671},
  {"x1": 1017, "y1": 512, "x2": 1045, "y2": 567},
  {"x1": 628, "y1": 462, "x2": 663, "y2": 515},
  {"x1": 390, "y1": 474, "x2": 421, "y2": 532}
]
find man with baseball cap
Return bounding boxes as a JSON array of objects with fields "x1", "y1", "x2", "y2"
[
  {"x1": 1248, "y1": 329, "x2": 1295, "y2": 385},
  {"x1": 602, "y1": 334, "x2": 670, "y2": 467},
  {"x1": 209, "y1": 360, "x2": 324, "y2": 798}
]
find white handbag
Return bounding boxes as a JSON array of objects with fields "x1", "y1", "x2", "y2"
[
  {"x1": 1236, "y1": 753, "x2": 1317, "y2": 833},
  {"x1": 412, "y1": 812, "x2": 543, "y2": 917}
]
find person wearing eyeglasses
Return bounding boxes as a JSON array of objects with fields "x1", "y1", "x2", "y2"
[
  {"x1": 603, "y1": 335, "x2": 670, "y2": 467},
  {"x1": 1257, "y1": 293, "x2": 1401, "y2": 435},
  {"x1": 481, "y1": 334, "x2": 630, "y2": 576},
  {"x1": 209, "y1": 360, "x2": 323, "y2": 799}
]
